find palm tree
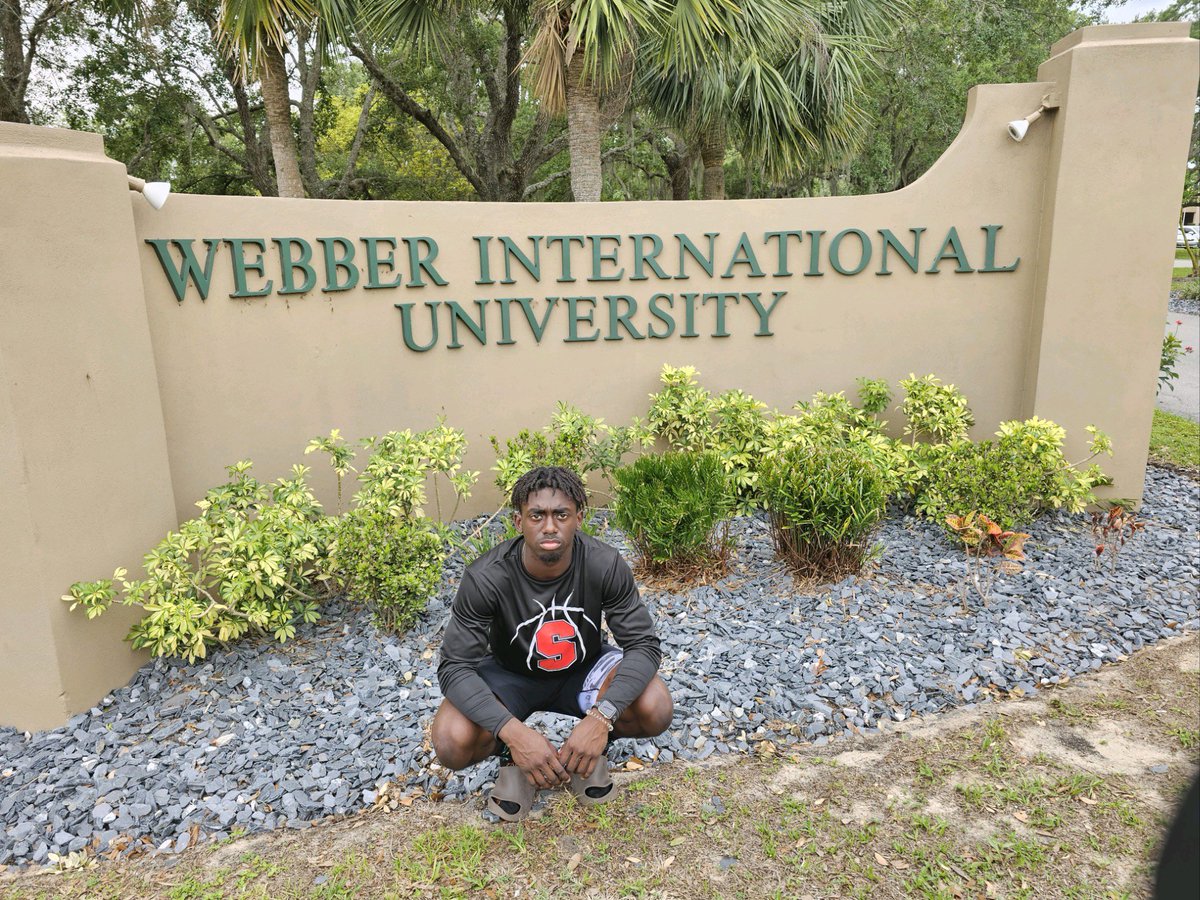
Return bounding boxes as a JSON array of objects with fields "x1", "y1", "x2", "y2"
[
  {"x1": 522, "y1": 0, "x2": 799, "y2": 201},
  {"x1": 521, "y1": 0, "x2": 644, "y2": 201},
  {"x1": 640, "y1": 0, "x2": 900, "y2": 199},
  {"x1": 218, "y1": 0, "x2": 323, "y2": 197}
]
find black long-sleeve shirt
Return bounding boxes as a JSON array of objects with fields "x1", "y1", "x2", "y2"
[{"x1": 437, "y1": 533, "x2": 662, "y2": 736}]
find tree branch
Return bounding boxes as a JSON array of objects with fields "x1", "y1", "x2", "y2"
[
  {"x1": 522, "y1": 137, "x2": 643, "y2": 198},
  {"x1": 335, "y1": 83, "x2": 375, "y2": 199},
  {"x1": 521, "y1": 122, "x2": 567, "y2": 176},
  {"x1": 295, "y1": 20, "x2": 323, "y2": 196},
  {"x1": 349, "y1": 40, "x2": 487, "y2": 198}
]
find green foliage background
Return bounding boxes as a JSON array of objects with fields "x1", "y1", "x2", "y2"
[{"x1": 8, "y1": 0, "x2": 1169, "y2": 202}]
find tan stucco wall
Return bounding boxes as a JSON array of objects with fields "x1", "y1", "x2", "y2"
[
  {"x1": 0, "y1": 126, "x2": 177, "y2": 731},
  {"x1": 1022, "y1": 24, "x2": 1198, "y2": 497},
  {"x1": 1, "y1": 22, "x2": 1195, "y2": 730}
]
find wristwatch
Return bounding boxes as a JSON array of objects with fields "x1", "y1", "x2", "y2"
[{"x1": 589, "y1": 699, "x2": 618, "y2": 729}]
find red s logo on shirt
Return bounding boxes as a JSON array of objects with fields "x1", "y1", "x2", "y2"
[{"x1": 533, "y1": 620, "x2": 578, "y2": 671}]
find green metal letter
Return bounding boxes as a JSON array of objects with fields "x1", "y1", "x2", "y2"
[
  {"x1": 589, "y1": 236, "x2": 624, "y2": 282},
  {"x1": 764, "y1": 230, "x2": 804, "y2": 276},
  {"x1": 926, "y1": 227, "x2": 974, "y2": 273},
  {"x1": 364, "y1": 237, "x2": 403, "y2": 289},
  {"x1": 980, "y1": 225, "x2": 1020, "y2": 272},
  {"x1": 500, "y1": 236, "x2": 542, "y2": 284},
  {"x1": 446, "y1": 300, "x2": 490, "y2": 349},
  {"x1": 565, "y1": 296, "x2": 600, "y2": 341},
  {"x1": 318, "y1": 237, "x2": 358, "y2": 292},
  {"x1": 877, "y1": 228, "x2": 924, "y2": 275},
  {"x1": 145, "y1": 238, "x2": 220, "y2": 302},
  {"x1": 745, "y1": 290, "x2": 786, "y2": 336},
  {"x1": 395, "y1": 301, "x2": 441, "y2": 351},
  {"x1": 225, "y1": 238, "x2": 273, "y2": 298},
  {"x1": 404, "y1": 237, "x2": 449, "y2": 287},
  {"x1": 631, "y1": 234, "x2": 669, "y2": 281},
  {"x1": 605, "y1": 295, "x2": 644, "y2": 341},
  {"x1": 721, "y1": 232, "x2": 766, "y2": 278},
  {"x1": 828, "y1": 229, "x2": 872, "y2": 276},
  {"x1": 647, "y1": 293, "x2": 676, "y2": 338},
  {"x1": 273, "y1": 238, "x2": 316, "y2": 295}
]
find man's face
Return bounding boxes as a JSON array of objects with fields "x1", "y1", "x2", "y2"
[{"x1": 514, "y1": 487, "x2": 584, "y2": 567}]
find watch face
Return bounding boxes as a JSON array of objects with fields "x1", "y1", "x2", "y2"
[{"x1": 598, "y1": 700, "x2": 618, "y2": 721}]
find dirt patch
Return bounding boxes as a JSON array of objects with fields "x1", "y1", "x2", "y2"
[
  {"x1": 1013, "y1": 720, "x2": 1177, "y2": 777},
  {"x1": 1178, "y1": 644, "x2": 1199, "y2": 673},
  {"x1": 2, "y1": 633, "x2": 1196, "y2": 900},
  {"x1": 829, "y1": 749, "x2": 888, "y2": 770}
]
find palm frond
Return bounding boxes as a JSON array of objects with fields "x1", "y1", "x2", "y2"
[
  {"x1": 358, "y1": 0, "x2": 464, "y2": 56},
  {"x1": 523, "y1": 0, "x2": 570, "y2": 113},
  {"x1": 566, "y1": 0, "x2": 653, "y2": 89},
  {"x1": 218, "y1": 0, "x2": 316, "y2": 77}
]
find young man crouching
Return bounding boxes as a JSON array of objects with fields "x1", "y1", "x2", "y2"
[{"x1": 433, "y1": 466, "x2": 673, "y2": 820}]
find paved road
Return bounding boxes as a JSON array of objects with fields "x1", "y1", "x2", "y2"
[{"x1": 1158, "y1": 312, "x2": 1199, "y2": 422}]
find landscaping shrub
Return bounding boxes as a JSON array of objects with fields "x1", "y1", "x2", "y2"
[
  {"x1": 63, "y1": 462, "x2": 333, "y2": 662},
  {"x1": 944, "y1": 511, "x2": 1030, "y2": 607},
  {"x1": 67, "y1": 421, "x2": 480, "y2": 656},
  {"x1": 332, "y1": 508, "x2": 446, "y2": 632},
  {"x1": 354, "y1": 421, "x2": 477, "y2": 520},
  {"x1": 766, "y1": 390, "x2": 913, "y2": 500},
  {"x1": 915, "y1": 417, "x2": 1111, "y2": 534},
  {"x1": 900, "y1": 373, "x2": 974, "y2": 443},
  {"x1": 647, "y1": 367, "x2": 908, "y2": 512},
  {"x1": 612, "y1": 451, "x2": 733, "y2": 573},
  {"x1": 856, "y1": 376, "x2": 893, "y2": 416},
  {"x1": 490, "y1": 402, "x2": 639, "y2": 502},
  {"x1": 760, "y1": 443, "x2": 887, "y2": 580},
  {"x1": 645, "y1": 364, "x2": 714, "y2": 450},
  {"x1": 645, "y1": 366, "x2": 769, "y2": 513},
  {"x1": 326, "y1": 421, "x2": 473, "y2": 630},
  {"x1": 1173, "y1": 277, "x2": 1200, "y2": 300},
  {"x1": 707, "y1": 389, "x2": 770, "y2": 506}
]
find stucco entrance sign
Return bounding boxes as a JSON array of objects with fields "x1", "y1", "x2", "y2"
[{"x1": 0, "y1": 23, "x2": 1195, "y2": 729}]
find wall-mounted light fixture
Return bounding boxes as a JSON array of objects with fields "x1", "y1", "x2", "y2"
[
  {"x1": 127, "y1": 175, "x2": 171, "y2": 209},
  {"x1": 1007, "y1": 92, "x2": 1061, "y2": 143}
]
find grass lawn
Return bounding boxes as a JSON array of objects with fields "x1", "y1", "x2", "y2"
[{"x1": 1149, "y1": 410, "x2": 1200, "y2": 473}]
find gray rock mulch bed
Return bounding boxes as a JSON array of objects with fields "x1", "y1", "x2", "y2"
[
  {"x1": 1168, "y1": 294, "x2": 1199, "y2": 316},
  {"x1": 1, "y1": 468, "x2": 1196, "y2": 868}
]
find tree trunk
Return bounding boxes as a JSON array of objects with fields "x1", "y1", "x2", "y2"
[
  {"x1": 700, "y1": 121, "x2": 726, "y2": 200},
  {"x1": 0, "y1": 0, "x2": 30, "y2": 123},
  {"x1": 295, "y1": 22, "x2": 323, "y2": 197},
  {"x1": 259, "y1": 41, "x2": 305, "y2": 198},
  {"x1": 565, "y1": 51, "x2": 602, "y2": 202},
  {"x1": 657, "y1": 134, "x2": 692, "y2": 201}
]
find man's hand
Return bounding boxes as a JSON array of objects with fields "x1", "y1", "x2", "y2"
[
  {"x1": 498, "y1": 719, "x2": 569, "y2": 788},
  {"x1": 558, "y1": 714, "x2": 609, "y2": 779}
]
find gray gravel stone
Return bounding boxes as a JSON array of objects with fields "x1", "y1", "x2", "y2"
[{"x1": 0, "y1": 466, "x2": 1195, "y2": 868}]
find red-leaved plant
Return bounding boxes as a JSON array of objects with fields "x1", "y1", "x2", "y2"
[
  {"x1": 945, "y1": 512, "x2": 1031, "y2": 608},
  {"x1": 1090, "y1": 505, "x2": 1146, "y2": 573}
]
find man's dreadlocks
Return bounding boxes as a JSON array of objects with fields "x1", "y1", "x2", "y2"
[{"x1": 510, "y1": 466, "x2": 587, "y2": 513}]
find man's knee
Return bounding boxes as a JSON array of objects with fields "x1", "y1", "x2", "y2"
[
  {"x1": 642, "y1": 688, "x2": 674, "y2": 736},
  {"x1": 431, "y1": 703, "x2": 493, "y2": 770},
  {"x1": 628, "y1": 678, "x2": 673, "y2": 737}
]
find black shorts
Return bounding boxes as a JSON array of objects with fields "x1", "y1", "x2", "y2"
[{"x1": 477, "y1": 644, "x2": 622, "y2": 722}]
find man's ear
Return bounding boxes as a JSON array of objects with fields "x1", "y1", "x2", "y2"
[{"x1": 511, "y1": 509, "x2": 522, "y2": 529}]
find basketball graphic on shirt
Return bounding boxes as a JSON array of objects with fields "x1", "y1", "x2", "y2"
[{"x1": 512, "y1": 590, "x2": 596, "y2": 673}]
